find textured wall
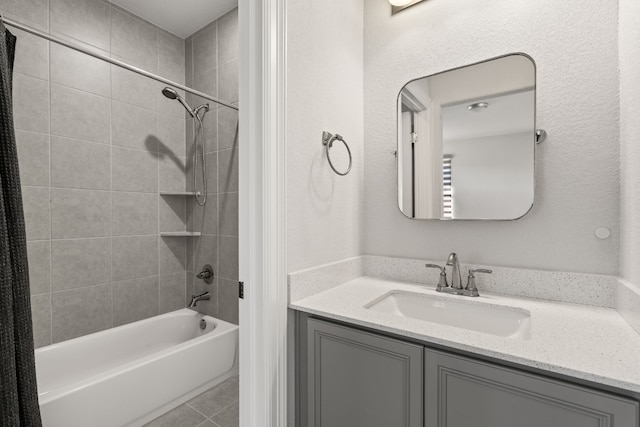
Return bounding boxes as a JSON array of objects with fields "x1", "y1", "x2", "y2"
[
  {"x1": 363, "y1": 0, "x2": 620, "y2": 274},
  {"x1": 286, "y1": 0, "x2": 364, "y2": 272},
  {"x1": 0, "y1": 0, "x2": 198, "y2": 346},
  {"x1": 185, "y1": 8, "x2": 240, "y2": 324},
  {"x1": 619, "y1": 0, "x2": 640, "y2": 286}
]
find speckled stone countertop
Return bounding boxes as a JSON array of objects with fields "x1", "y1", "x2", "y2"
[{"x1": 290, "y1": 276, "x2": 640, "y2": 394}]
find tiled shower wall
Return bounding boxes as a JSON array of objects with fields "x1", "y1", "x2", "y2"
[
  {"x1": 0, "y1": 0, "x2": 200, "y2": 347},
  {"x1": 185, "y1": 9, "x2": 240, "y2": 325}
]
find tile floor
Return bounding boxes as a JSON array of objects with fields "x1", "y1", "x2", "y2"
[{"x1": 144, "y1": 375, "x2": 239, "y2": 427}]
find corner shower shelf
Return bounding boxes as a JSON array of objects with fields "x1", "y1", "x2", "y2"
[
  {"x1": 159, "y1": 192, "x2": 197, "y2": 196},
  {"x1": 159, "y1": 232, "x2": 202, "y2": 237}
]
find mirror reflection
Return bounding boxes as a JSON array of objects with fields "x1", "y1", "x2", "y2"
[{"x1": 397, "y1": 54, "x2": 536, "y2": 220}]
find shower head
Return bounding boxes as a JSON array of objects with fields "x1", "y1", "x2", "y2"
[
  {"x1": 162, "y1": 87, "x2": 179, "y2": 100},
  {"x1": 162, "y1": 87, "x2": 195, "y2": 118}
]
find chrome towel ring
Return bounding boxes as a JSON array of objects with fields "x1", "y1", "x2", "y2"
[{"x1": 322, "y1": 131, "x2": 352, "y2": 176}]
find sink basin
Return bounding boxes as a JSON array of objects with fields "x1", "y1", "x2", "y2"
[{"x1": 365, "y1": 291, "x2": 531, "y2": 339}]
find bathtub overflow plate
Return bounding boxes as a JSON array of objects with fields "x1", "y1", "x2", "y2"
[{"x1": 200, "y1": 319, "x2": 207, "y2": 330}]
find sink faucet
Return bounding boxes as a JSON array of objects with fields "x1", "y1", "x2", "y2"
[
  {"x1": 446, "y1": 253, "x2": 462, "y2": 290},
  {"x1": 425, "y1": 253, "x2": 492, "y2": 297},
  {"x1": 189, "y1": 291, "x2": 210, "y2": 308}
]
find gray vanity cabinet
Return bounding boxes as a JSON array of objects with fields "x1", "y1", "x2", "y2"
[
  {"x1": 424, "y1": 348, "x2": 639, "y2": 427},
  {"x1": 306, "y1": 318, "x2": 424, "y2": 427}
]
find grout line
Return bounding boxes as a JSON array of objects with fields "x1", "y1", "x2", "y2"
[{"x1": 46, "y1": 17, "x2": 53, "y2": 345}]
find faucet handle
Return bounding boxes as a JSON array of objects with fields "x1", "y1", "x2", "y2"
[
  {"x1": 425, "y1": 264, "x2": 448, "y2": 291},
  {"x1": 465, "y1": 269, "x2": 492, "y2": 296}
]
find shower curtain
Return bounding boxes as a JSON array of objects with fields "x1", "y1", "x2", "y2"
[{"x1": 0, "y1": 21, "x2": 43, "y2": 426}]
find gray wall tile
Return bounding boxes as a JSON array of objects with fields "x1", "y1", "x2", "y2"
[
  {"x1": 157, "y1": 113, "x2": 186, "y2": 157},
  {"x1": 112, "y1": 276, "x2": 159, "y2": 326},
  {"x1": 50, "y1": 0, "x2": 110, "y2": 51},
  {"x1": 159, "y1": 154, "x2": 187, "y2": 193},
  {"x1": 112, "y1": 192, "x2": 158, "y2": 236},
  {"x1": 219, "y1": 236, "x2": 238, "y2": 280},
  {"x1": 111, "y1": 7, "x2": 158, "y2": 73},
  {"x1": 159, "y1": 237, "x2": 186, "y2": 274},
  {"x1": 51, "y1": 238, "x2": 111, "y2": 290},
  {"x1": 50, "y1": 43, "x2": 110, "y2": 96},
  {"x1": 218, "y1": 192, "x2": 238, "y2": 237},
  {"x1": 51, "y1": 188, "x2": 111, "y2": 239},
  {"x1": 188, "y1": 196, "x2": 218, "y2": 235},
  {"x1": 218, "y1": 58, "x2": 238, "y2": 104},
  {"x1": 22, "y1": 186, "x2": 50, "y2": 241},
  {"x1": 0, "y1": 0, "x2": 49, "y2": 31},
  {"x1": 192, "y1": 24, "x2": 217, "y2": 76},
  {"x1": 198, "y1": 109, "x2": 218, "y2": 155},
  {"x1": 185, "y1": 37, "x2": 193, "y2": 86},
  {"x1": 51, "y1": 136, "x2": 111, "y2": 190},
  {"x1": 31, "y1": 294, "x2": 51, "y2": 348},
  {"x1": 112, "y1": 236, "x2": 159, "y2": 281},
  {"x1": 12, "y1": 28, "x2": 49, "y2": 80},
  {"x1": 194, "y1": 68, "x2": 217, "y2": 100},
  {"x1": 50, "y1": 83, "x2": 110, "y2": 144},
  {"x1": 13, "y1": 73, "x2": 49, "y2": 134},
  {"x1": 112, "y1": 66, "x2": 158, "y2": 110},
  {"x1": 218, "y1": 8, "x2": 239, "y2": 64},
  {"x1": 112, "y1": 101, "x2": 158, "y2": 152},
  {"x1": 218, "y1": 278, "x2": 239, "y2": 325},
  {"x1": 205, "y1": 152, "x2": 218, "y2": 194},
  {"x1": 112, "y1": 147, "x2": 158, "y2": 193},
  {"x1": 218, "y1": 108, "x2": 238, "y2": 151},
  {"x1": 16, "y1": 130, "x2": 49, "y2": 187},
  {"x1": 51, "y1": 284, "x2": 111, "y2": 342},
  {"x1": 159, "y1": 272, "x2": 186, "y2": 314},
  {"x1": 27, "y1": 240, "x2": 50, "y2": 295},
  {"x1": 158, "y1": 30, "x2": 185, "y2": 84},
  {"x1": 218, "y1": 147, "x2": 238, "y2": 193},
  {"x1": 159, "y1": 196, "x2": 186, "y2": 233},
  {"x1": 188, "y1": 234, "x2": 218, "y2": 273}
]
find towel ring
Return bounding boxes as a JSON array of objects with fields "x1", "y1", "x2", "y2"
[{"x1": 322, "y1": 131, "x2": 352, "y2": 176}]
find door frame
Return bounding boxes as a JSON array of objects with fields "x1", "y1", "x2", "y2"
[{"x1": 238, "y1": 0, "x2": 288, "y2": 425}]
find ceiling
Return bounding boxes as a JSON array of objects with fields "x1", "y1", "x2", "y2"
[
  {"x1": 109, "y1": 0, "x2": 238, "y2": 38},
  {"x1": 442, "y1": 90, "x2": 535, "y2": 142}
]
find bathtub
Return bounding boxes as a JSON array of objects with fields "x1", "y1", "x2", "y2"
[{"x1": 35, "y1": 309, "x2": 239, "y2": 427}]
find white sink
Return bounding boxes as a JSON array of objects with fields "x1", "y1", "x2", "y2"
[{"x1": 365, "y1": 291, "x2": 531, "y2": 339}]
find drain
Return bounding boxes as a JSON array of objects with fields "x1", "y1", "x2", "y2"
[{"x1": 199, "y1": 319, "x2": 207, "y2": 330}]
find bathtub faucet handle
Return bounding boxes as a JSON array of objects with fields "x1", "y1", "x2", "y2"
[
  {"x1": 189, "y1": 292, "x2": 211, "y2": 308},
  {"x1": 197, "y1": 264, "x2": 214, "y2": 284}
]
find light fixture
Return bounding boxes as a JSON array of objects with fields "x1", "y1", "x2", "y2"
[
  {"x1": 468, "y1": 102, "x2": 489, "y2": 112},
  {"x1": 391, "y1": 0, "x2": 427, "y2": 14}
]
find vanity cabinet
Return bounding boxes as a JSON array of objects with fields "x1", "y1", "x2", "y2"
[
  {"x1": 298, "y1": 315, "x2": 640, "y2": 427},
  {"x1": 425, "y1": 348, "x2": 639, "y2": 427},
  {"x1": 306, "y1": 318, "x2": 423, "y2": 427}
]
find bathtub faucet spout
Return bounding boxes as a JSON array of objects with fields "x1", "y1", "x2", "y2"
[{"x1": 189, "y1": 292, "x2": 210, "y2": 308}]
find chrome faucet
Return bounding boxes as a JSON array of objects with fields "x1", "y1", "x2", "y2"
[
  {"x1": 446, "y1": 253, "x2": 462, "y2": 290},
  {"x1": 425, "y1": 253, "x2": 492, "y2": 297},
  {"x1": 189, "y1": 291, "x2": 210, "y2": 308}
]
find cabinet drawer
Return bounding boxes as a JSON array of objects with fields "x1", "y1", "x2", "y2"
[{"x1": 425, "y1": 348, "x2": 639, "y2": 427}]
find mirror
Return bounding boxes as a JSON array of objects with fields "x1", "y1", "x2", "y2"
[{"x1": 397, "y1": 54, "x2": 536, "y2": 220}]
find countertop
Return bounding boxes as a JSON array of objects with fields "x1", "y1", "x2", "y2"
[{"x1": 290, "y1": 276, "x2": 640, "y2": 394}]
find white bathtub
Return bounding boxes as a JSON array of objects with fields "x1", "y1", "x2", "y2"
[{"x1": 35, "y1": 309, "x2": 239, "y2": 427}]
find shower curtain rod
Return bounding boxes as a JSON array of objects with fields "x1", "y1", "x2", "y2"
[{"x1": 1, "y1": 15, "x2": 239, "y2": 111}]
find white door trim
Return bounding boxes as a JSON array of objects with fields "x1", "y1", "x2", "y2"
[{"x1": 238, "y1": 0, "x2": 288, "y2": 425}]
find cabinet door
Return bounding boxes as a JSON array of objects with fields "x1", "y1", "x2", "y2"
[
  {"x1": 307, "y1": 318, "x2": 423, "y2": 427},
  {"x1": 425, "y1": 348, "x2": 639, "y2": 427}
]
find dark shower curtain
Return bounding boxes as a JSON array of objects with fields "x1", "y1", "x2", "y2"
[{"x1": 0, "y1": 20, "x2": 43, "y2": 426}]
